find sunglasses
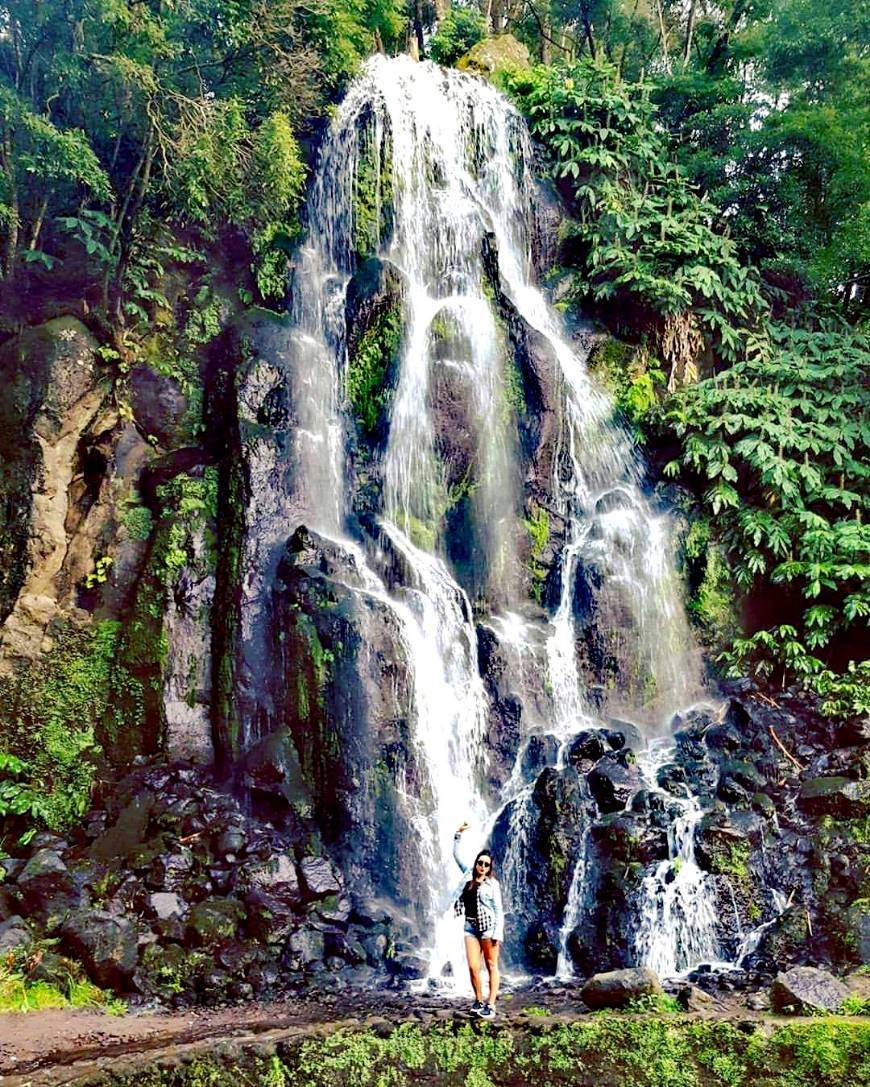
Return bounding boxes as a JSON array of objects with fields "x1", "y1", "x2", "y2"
[{"x1": 475, "y1": 859, "x2": 492, "y2": 869}]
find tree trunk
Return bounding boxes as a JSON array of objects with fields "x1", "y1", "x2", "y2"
[
  {"x1": 655, "y1": 0, "x2": 671, "y2": 73},
  {"x1": 684, "y1": 0, "x2": 698, "y2": 64},
  {"x1": 1, "y1": 139, "x2": 18, "y2": 277}
]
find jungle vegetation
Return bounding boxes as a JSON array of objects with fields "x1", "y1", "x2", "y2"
[{"x1": 0, "y1": 0, "x2": 867, "y2": 712}]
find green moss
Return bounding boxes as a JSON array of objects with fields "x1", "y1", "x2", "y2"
[
  {"x1": 710, "y1": 838, "x2": 751, "y2": 885},
  {"x1": 524, "y1": 501, "x2": 550, "y2": 602},
  {"x1": 0, "y1": 620, "x2": 126, "y2": 836},
  {"x1": 0, "y1": 949, "x2": 126, "y2": 1014},
  {"x1": 353, "y1": 122, "x2": 394, "y2": 260},
  {"x1": 588, "y1": 337, "x2": 666, "y2": 436},
  {"x1": 347, "y1": 303, "x2": 402, "y2": 438},
  {"x1": 102, "y1": 1018, "x2": 870, "y2": 1087}
]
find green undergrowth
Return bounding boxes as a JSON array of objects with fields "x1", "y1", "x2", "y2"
[
  {"x1": 104, "y1": 1018, "x2": 870, "y2": 1087},
  {"x1": 0, "y1": 619, "x2": 121, "y2": 838},
  {"x1": 0, "y1": 946, "x2": 126, "y2": 1015}
]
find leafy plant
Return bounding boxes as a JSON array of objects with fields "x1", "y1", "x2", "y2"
[
  {"x1": 429, "y1": 8, "x2": 487, "y2": 67},
  {"x1": 664, "y1": 321, "x2": 869, "y2": 699}
]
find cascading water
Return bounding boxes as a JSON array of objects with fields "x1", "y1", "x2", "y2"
[{"x1": 233, "y1": 52, "x2": 744, "y2": 990}]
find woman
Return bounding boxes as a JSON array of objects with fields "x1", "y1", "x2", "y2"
[{"x1": 453, "y1": 821, "x2": 504, "y2": 1019}]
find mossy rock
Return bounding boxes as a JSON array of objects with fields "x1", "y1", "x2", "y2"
[
  {"x1": 186, "y1": 897, "x2": 246, "y2": 945},
  {"x1": 457, "y1": 34, "x2": 531, "y2": 79}
]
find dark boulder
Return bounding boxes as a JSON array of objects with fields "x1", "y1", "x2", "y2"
[
  {"x1": 245, "y1": 889, "x2": 299, "y2": 944},
  {"x1": 588, "y1": 754, "x2": 640, "y2": 814},
  {"x1": 0, "y1": 915, "x2": 32, "y2": 956},
  {"x1": 186, "y1": 897, "x2": 246, "y2": 945},
  {"x1": 581, "y1": 967, "x2": 663, "y2": 1009},
  {"x1": 247, "y1": 852, "x2": 303, "y2": 906},
  {"x1": 797, "y1": 777, "x2": 870, "y2": 818},
  {"x1": 17, "y1": 849, "x2": 81, "y2": 923},
  {"x1": 60, "y1": 909, "x2": 138, "y2": 989},
  {"x1": 771, "y1": 966, "x2": 849, "y2": 1014},
  {"x1": 129, "y1": 364, "x2": 188, "y2": 448},
  {"x1": 299, "y1": 856, "x2": 343, "y2": 900}
]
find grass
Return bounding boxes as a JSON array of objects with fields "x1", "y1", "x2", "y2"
[{"x1": 0, "y1": 965, "x2": 126, "y2": 1015}]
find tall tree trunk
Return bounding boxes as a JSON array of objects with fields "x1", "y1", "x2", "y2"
[
  {"x1": 28, "y1": 196, "x2": 48, "y2": 251},
  {"x1": 413, "y1": 0, "x2": 426, "y2": 57},
  {"x1": 655, "y1": 0, "x2": 671, "y2": 73},
  {"x1": 683, "y1": 0, "x2": 698, "y2": 64}
]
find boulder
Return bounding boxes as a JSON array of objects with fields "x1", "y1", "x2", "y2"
[
  {"x1": 186, "y1": 897, "x2": 245, "y2": 945},
  {"x1": 245, "y1": 889, "x2": 300, "y2": 944},
  {"x1": 286, "y1": 926, "x2": 325, "y2": 967},
  {"x1": 17, "y1": 849, "x2": 80, "y2": 922},
  {"x1": 0, "y1": 915, "x2": 32, "y2": 956},
  {"x1": 588, "y1": 755, "x2": 640, "y2": 814},
  {"x1": 848, "y1": 903, "x2": 870, "y2": 966},
  {"x1": 581, "y1": 967, "x2": 663, "y2": 1009},
  {"x1": 247, "y1": 852, "x2": 303, "y2": 905},
  {"x1": 129, "y1": 364, "x2": 188, "y2": 447},
  {"x1": 60, "y1": 909, "x2": 138, "y2": 988},
  {"x1": 299, "y1": 855, "x2": 343, "y2": 899},
  {"x1": 836, "y1": 717, "x2": 870, "y2": 747},
  {"x1": 147, "y1": 892, "x2": 186, "y2": 921},
  {"x1": 797, "y1": 777, "x2": 870, "y2": 818},
  {"x1": 771, "y1": 966, "x2": 849, "y2": 1014},
  {"x1": 456, "y1": 34, "x2": 531, "y2": 77}
]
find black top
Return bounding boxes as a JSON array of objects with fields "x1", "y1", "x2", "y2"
[{"x1": 461, "y1": 881, "x2": 478, "y2": 921}]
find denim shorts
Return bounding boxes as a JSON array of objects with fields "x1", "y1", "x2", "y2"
[{"x1": 464, "y1": 920, "x2": 497, "y2": 941}]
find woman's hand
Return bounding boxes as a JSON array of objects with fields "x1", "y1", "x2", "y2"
[{"x1": 457, "y1": 821, "x2": 470, "y2": 833}]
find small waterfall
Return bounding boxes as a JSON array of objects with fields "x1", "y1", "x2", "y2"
[{"x1": 632, "y1": 741, "x2": 721, "y2": 975}]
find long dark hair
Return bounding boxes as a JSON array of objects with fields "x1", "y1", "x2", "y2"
[{"x1": 465, "y1": 849, "x2": 495, "y2": 893}]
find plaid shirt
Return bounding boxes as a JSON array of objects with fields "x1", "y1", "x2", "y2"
[{"x1": 453, "y1": 882, "x2": 498, "y2": 935}]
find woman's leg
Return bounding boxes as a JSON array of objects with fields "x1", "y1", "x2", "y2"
[
  {"x1": 481, "y1": 939, "x2": 500, "y2": 1007},
  {"x1": 464, "y1": 934, "x2": 484, "y2": 1001}
]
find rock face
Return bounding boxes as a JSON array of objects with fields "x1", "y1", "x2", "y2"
[
  {"x1": 61, "y1": 909, "x2": 138, "y2": 988},
  {"x1": 0, "y1": 317, "x2": 111, "y2": 664},
  {"x1": 770, "y1": 966, "x2": 849, "y2": 1014},
  {"x1": 581, "y1": 967, "x2": 663, "y2": 1009}
]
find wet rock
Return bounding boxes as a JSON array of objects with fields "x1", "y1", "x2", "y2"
[
  {"x1": 771, "y1": 966, "x2": 849, "y2": 1014},
  {"x1": 146, "y1": 849, "x2": 194, "y2": 891},
  {"x1": 286, "y1": 927, "x2": 325, "y2": 967},
  {"x1": 216, "y1": 828, "x2": 247, "y2": 857},
  {"x1": 186, "y1": 897, "x2": 246, "y2": 945},
  {"x1": 148, "y1": 892, "x2": 186, "y2": 921},
  {"x1": 245, "y1": 890, "x2": 299, "y2": 944},
  {"x1": 129, "y1": 365, "x2": 187, "y2": 448},
  {"x1": 521, "y1": 733, "x2": 560, "y2": 777},
  {"x1": 247, "y1": 853, "x2": 302, "y2": 904},
  {"x1": 17, "y1": 849, "x2": 81, "y2": 922},
  {"x1": 387, "y1": 947, "x2": 429, "y2": 979},
  {"x1": 836, "y1": 717, "x2": 870, "y2": 747},
  {"x1": 60, "y1": 909, "x2": 138, "y2": 988},
  {"x1": 588, "y1": 754, "x2": 640, "y2": 814},
  {"x1": 797, "y1": 777, "x2": 870, "y2": 818},
  {"x1": 239, "y1": 728, "x2": 312, "y2": 814},
  {"x1": 299, "y1": 856, "x2": 342, "y2": 899},
  {"x1": 581, "y1": 967, "x2": 663, "y2": 1009},
  {"x1": 566, "y1": 730, "x2": 610, "y2": 771},
  {"x1": 0, "y1": 915, "x2": 32, "y2": 955},
  {"x1": 457, "y1": 34, "x2": 531, "y2": 77},
  {"x1": 848, "y1": 903, "x2": 870, "y2": 965}
]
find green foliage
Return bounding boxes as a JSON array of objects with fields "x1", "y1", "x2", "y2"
[
  {"x1": 430, "y1": 8, "x2": 487, "y2": 67},
  {"x1": 507, "y1": 59, "x2": 764, "y2": 364},
  {"x1": 589, "y1": 338, "x2": 666, "y2": 434},
  {"x1": 524, "y1": 502, "x2": 550, "y2": 602},
  {"x1": 665, "y1": 321, "x2": 869, "y2": 698},
  {"x1": 347, "y1": 304, "x2": 403, "y2": 437},
  {"x1": 102, "y1": 1018, "x2": 870, "y2": 1087},
  {"x1": 0, "y1": 621, "x2": 121, "y2": 837},
  {"x1": 0, "y1": 945, "x2": 126, "y2": 1014}
]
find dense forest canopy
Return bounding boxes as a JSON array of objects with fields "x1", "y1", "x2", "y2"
[{"x1": 0, "y1": 0, "x2": 867, "y2": 722}]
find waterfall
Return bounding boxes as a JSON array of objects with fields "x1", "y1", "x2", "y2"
[{"x1": 237, "y1": 53, "x2": 727, "y2": 988}]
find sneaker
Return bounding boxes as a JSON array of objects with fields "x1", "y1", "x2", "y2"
[
  {"x1": 478, "y1": 1003, "x2": 496, "y2": 1019},
  {"x1": 470, "y1": 1000, "x2": 484, "y2": 1014}
]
